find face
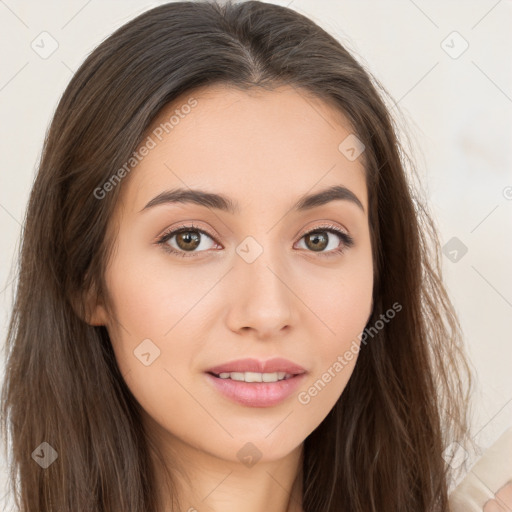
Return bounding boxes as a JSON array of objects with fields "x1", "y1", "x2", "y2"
[{"x1": 90, "y1": 84, "x2": 373, "y2": 469}]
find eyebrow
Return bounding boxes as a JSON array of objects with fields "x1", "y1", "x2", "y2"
[{"x1": 140, "y1": 184, "x2": 365, "y2": 215}]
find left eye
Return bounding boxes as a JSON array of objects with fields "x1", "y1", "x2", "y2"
[
  {"x1": 156, "y1": 224, "x2": 354, "y2": 258},
  {"x1": 296, "y1": 228, "x2": 353, "y2": 254}
]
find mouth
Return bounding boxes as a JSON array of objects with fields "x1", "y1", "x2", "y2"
[
  {"x1": 206, "y1": 357, "x2": 306, "y2": 377},
  {"x1": 204, "y1": 358, "x2": 307, "y2": 407},
  {"x1": 207, "y1": 370, "x2": 299, "y2": 382}
]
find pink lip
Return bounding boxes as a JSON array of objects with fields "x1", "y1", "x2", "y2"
[
  {"x1": 206, "y1": 357, "x2": 306, "y2": 375},
  {"x1": 205, "y1": 372, "x2": 306, "y2": 408},
  {"x1": 205, "y1": 357, "x2": 307, "y2": 408}
]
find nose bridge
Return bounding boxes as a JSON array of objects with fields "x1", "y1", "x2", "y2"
[{"x1": 226, "y1": 231, "x2": 296, "y2": 336}]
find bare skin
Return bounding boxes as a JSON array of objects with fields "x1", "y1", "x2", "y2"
[
  {"x1": 483, "y1": 481, "x2": 512, "y2": 511},
  {"x1": 88, "y1": 84, "x2": 373, "y2": 512}
]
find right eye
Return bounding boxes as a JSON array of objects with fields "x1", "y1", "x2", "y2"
[{"x1": 156, "y1": 223, "x2": 220, "y2": 258}]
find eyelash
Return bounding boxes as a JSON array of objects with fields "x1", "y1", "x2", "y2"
[{"x1": 156, "y1": 222, "x2": 354, "y2": 258}]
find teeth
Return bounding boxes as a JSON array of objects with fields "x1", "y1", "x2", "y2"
[{"x1": 216, "y1": 371, "x2": 292, "y2": 382}]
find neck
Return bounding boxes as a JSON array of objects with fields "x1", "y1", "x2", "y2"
[{"x1": 147, "y1": 423, "x2": 304, "y2": 512}]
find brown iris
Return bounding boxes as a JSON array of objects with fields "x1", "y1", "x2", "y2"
[
  {"x1": 176, "y1": 231, "x2": 201, "y2": 251},
  {"x1": 304, "y1": 231, "x2": 328, "y2": 251}
]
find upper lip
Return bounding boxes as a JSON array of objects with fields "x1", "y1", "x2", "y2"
[{"x1": 207, "y1": 357, "x2": 307, "y2": 376}]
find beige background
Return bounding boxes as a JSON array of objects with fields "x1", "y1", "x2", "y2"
[{"x1": 1, "y1": 0, "x2": 511, "y2": 508}]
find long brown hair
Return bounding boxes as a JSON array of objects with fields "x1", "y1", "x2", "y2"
[{"x1": 1, "y1": 1, "x2": 475, "y2": 510}]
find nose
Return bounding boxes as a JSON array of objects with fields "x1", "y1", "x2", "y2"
[{"x1": 224, "y1": 244, "x2": 298, "y2": 340}]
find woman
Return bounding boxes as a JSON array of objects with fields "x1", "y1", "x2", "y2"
[{"x1": 1, "y1": 1, "x2": 475, "y2": 511}]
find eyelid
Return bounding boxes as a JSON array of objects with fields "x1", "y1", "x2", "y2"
[
  {"x1": 156, "y1": 222, "x2": 219, "y2": 245},
  {"x1": 296, "y1": 221, "x2": 350, "y2": 239}
]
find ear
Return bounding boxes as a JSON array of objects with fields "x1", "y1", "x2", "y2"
[
  {"x1": 86, "y1": 301, "x2": 108, "y2": 327},
  {"x1": 71, "y1": 282, "x2": 109, "y2": 326}
]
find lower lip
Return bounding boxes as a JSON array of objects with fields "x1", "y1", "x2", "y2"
[{"x1": 205, "y1": 372, "x2": 306, "y2": 408}]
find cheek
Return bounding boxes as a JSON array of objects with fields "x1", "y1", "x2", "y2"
[
  {"x1": 105, "y1": 246, "x2": 203, "y2": 338},
  {"x1": 324, "y1": 271, "x2": 373, "y2": 333},
  {"x1": 103, "y1": 253, "x2": 207, "y2": 441},
  {"x1": 299, "y1": 243, "x2": 373, "y2": 346},
  {"x1": 103, "y1": 247, "x2": 208, "y2": 387},
  {"x1": 294, "y1": 290, "x2": 371, "y2": 424},
  {"x1": 295, "y1": 252, "x2": 373, "y2": 412}
]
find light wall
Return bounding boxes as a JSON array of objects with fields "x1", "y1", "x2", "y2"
[{"x1": 1, "y1": 0, "x2": 510, "y2": 507}]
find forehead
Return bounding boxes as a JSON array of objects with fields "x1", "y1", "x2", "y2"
[{"x1": 121, "y1": 84, "x2": 368, "y2": 216}]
